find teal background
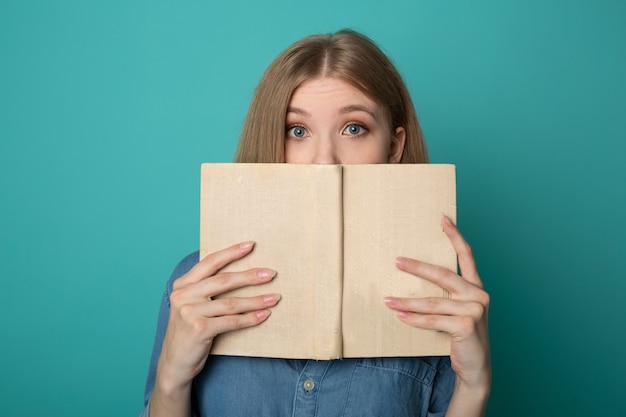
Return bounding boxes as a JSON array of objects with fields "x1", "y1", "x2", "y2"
[{"x1": 1, "y1": 0, "x2": 624, "y2": 415}]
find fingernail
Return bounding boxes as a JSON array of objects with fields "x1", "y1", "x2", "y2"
[
  {"x1": 239, "y1": 241, "x2": 255, "y2": 251},
  {"x1": 256, "y1": 309, "x2": 270, "y2": 319},
  {"x1": 397, "y1": 311, "x2": 409, "y2": 319},
  {"x1": 384, "y1": 297, "x2": 397, "y2": 307},
  {"x1": 442, "y1": 216, "x2": 453, "y2": 227},
  {"x1": 395, "y1": 257, "x2": 408, "y2": 268},
  {"x1": 257, "y1": 269, "x2": 276, "y2": 281},
  {"x1": 263, "y1": 294, "x2": 281, "y2": 304}
]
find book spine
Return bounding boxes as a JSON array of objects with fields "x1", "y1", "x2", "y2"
[{"x1": 312, "y1": 165, "x2": 343, "y2": 359}]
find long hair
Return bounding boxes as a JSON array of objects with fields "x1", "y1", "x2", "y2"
[{"x1": 234, "y1": 29, "x2": 428, "y2": 163}]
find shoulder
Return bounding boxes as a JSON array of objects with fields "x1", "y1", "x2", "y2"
[
  {"x1": 172, "y1": 251, "x2": 200, "y2": 278},
  {"x1": 165, "y1": 251, "x2": 200, "y2": 291}
]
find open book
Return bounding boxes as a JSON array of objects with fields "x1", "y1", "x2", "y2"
[{"x1": 200, "y1": 163, "x2": 456, "y2": 359}]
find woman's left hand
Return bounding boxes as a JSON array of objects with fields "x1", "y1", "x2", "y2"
[{"x1": 384, "y1": 216, "x2": 491, "y2": 392}]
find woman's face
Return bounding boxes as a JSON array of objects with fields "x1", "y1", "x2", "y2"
[{"x1": 284, "y1": 77, "x2": 406, "y2": 164}]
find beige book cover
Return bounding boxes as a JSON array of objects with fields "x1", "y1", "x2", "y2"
[{"x1": 200, "y1": 163, "x2": 456, "y2": 359}]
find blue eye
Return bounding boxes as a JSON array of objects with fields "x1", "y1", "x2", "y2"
[
  {"x1": 344, "y1": 124, "x2": 366, "y2": 136},
  {"x1": 287, "y1": 126, "x2": 308, "y2": 138}
]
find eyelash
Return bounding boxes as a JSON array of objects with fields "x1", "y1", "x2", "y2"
[
  {"x1": 285, "y1": 124, "x2": 308, "y2": 139},
  {"x1": 343, "y1": 123, "x2": 368, "y2": 137},
  {"x1": 285, "y1": 123, "x2": 369, "y2": 139}
]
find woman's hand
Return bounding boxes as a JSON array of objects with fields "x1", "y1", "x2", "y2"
[
  {"x1": 384, "y1": 216, "x2": 491, "y2": 414},
  {"x1": 150, "y1": 241, "x2": 280, "y2": 417}
]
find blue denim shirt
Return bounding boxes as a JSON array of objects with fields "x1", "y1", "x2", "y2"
[{"x1": 141, "y1": 252, "x2": 455, "y2": 417}]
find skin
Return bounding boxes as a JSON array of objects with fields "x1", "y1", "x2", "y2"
[
  {"x1": 150, "y1": 77, "x2": 491, "y2": 417},
  {"x1": 284, "y1": 77, "x2": 406, "y2": 164}
]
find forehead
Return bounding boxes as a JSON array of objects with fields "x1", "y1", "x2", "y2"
[{"x1": 289, "y1": 77, "x2": 379, "y2": 109}]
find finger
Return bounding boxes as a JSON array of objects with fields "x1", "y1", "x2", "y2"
[
  {"x1": 384, "y1": 297, "x2": 486, "y2": 320},
  {"x1": 441, "y1": 216, "x2": 483, "y2": 287},
  {"x1": 203, "y1": 309, "x2": 273, "y2": 338},
  {"x1": 199, "y1": 268, "x2": 277, "y2": 299},
  {"x1": 177, "y1": 241, "x2": 255, "y2": 287},
  {"x1": 395, "y1": 256, "x2": 471, "y2": 296},
  {"x1": 171, "y1": 268, "x2": 276, "y2": 305},
  {"x1": 180, "y1": 294, "x2": 281, "y2": 320},
  {"x1": 395, "y1": 311, "x2": 478, "y2": 339}
]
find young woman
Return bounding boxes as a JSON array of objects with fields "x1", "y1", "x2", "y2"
[{"x1": 141, "y1": 29, "x2": 491, "y2": 417}]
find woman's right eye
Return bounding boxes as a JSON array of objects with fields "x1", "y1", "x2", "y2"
[{"x1": 286, "y1": 125, "x2": 308, "y2": 139}]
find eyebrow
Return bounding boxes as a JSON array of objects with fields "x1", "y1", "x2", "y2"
[
  {"x1": 286, "y1": 105, "x2": 378, "y2": 120},
  {"x1": 286, "y1": 107, "x2": 311, "y2": 117},
  {"x1": 338, "y1": 105, "x2": 378, "y2": 120}
]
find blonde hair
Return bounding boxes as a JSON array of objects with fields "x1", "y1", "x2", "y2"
[{"x1": 234, "y1": 29, "x2": 428, "y2": 163}]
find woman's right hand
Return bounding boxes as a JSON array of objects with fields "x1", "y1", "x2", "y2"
[{"x1": 155, "y1": 241, "x2": 280, "y2": 395}]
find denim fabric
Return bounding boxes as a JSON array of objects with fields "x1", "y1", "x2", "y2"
[{"x1": 140, "y1": 252, "x2": 455, "y2": 417}]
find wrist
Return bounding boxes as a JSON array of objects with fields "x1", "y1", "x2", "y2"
[
  {"x1": 154, "y1": 358, "x2": 195, "y2": 399},
  {"x1": 445, "y1": 373, "x2": 491, "y2": 417},
  {"x1": 454, "y1": 376, "x2": 491, "y2": 401},
  {"x1": 457, "y1": 366, "x2": 492, "y2": 394},
  {"x1": 155, "y1": 375, "x2": 192, "y2": 400}
]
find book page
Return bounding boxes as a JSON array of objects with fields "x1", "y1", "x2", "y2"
[
  {"x1": 341, "y1": 164, "x2": 456, "y2": 357},
  {"x1": 200, "y1": 164, "x2": 343, "y2": 359}
]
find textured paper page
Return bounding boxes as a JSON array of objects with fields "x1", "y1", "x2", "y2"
[
  {"x1": 200, "y1": 164, "x2": 343, "y2": 359},
  {"x1": 341, "y1": 164, "x2": 456, "y2": 357}
]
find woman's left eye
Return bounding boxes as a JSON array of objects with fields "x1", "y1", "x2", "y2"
[{"x1": 343, "y1": 124, "x2": 366, "y2": 136}]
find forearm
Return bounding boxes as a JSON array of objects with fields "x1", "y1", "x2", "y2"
[{"x1": 444, "y1": 377, "x2": 490, "y2": 417}]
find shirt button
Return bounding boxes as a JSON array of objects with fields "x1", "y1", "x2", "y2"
[{"x1": 303, "y1": 379, "x2": 315, "y2": 392}]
